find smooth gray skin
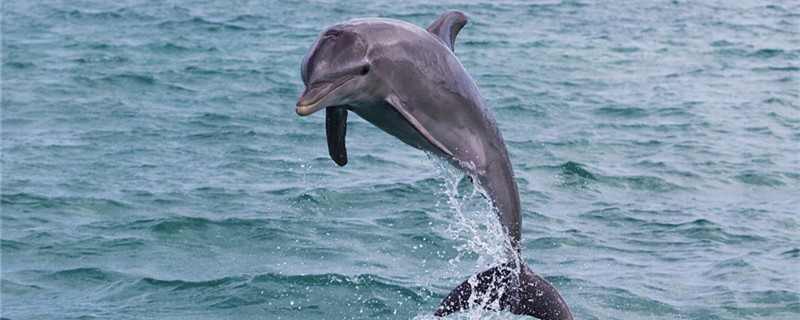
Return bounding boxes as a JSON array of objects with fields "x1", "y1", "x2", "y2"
[{"x1": 296, "y1": 11, "x2": 572, "y2": 320}]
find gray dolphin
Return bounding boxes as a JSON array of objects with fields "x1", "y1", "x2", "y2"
[{"x1": 296, "y1": 11, "x2": 572, "y2": 320}]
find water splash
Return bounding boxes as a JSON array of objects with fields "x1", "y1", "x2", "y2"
[
  {"x1": 421, "y1": 155, "x2": 521, "y2": 319},
  {"x1": 432, "y1": 157, "x2": 510, "y2": 269}
]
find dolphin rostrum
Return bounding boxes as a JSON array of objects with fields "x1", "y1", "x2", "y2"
[{"x1": 296, "y1": 10, "x2": 573, "y2": 320}]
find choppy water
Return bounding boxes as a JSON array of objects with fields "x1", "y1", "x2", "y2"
[{"x1": 2, "y1": 0, "x2": 799, "y2": 319}]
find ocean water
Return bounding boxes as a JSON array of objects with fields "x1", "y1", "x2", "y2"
[{"x1": 2, "y1": 0, "x2": 798, "y2": 319}]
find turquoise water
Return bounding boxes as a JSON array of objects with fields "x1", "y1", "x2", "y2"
[{"x1": 2, "y1": 0, "x2": 799, "y2": 319}]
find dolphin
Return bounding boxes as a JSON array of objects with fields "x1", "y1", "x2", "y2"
[{"x1": 295, "y1": 10, "x2": 573, "y2": 320}]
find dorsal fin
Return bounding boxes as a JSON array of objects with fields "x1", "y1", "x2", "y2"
[{"x1": 426, "y1": 10, "x2": 468, "y2": 52}]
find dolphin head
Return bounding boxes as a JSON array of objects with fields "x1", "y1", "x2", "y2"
[{"x1": 296, "y1": 25, "x2": 373, "y2": 116}]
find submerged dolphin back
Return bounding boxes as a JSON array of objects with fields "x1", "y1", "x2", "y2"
[{"x1": 436, "y1": 263, "x2": 573, "y2": 319}]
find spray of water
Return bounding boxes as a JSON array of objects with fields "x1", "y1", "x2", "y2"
[
  {"x1": 414, "y1": 155, "x2": 520, "y2": 320},
  {"x1": 433, "y1": 158, "x2": 510, "y2": 268}
]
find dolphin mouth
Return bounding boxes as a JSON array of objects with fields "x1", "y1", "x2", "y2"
[{"x1": 296, "y1": 79, "x2": 354, "y2": 116}]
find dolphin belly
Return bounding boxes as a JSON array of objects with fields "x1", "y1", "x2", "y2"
[{"x1": 351, "y1": 102, "x2": 450, "y2": 158}]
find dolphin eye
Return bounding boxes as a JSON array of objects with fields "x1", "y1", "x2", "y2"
[{"x1": 359, "y1": 65, "x2": 370, "y2": 75}]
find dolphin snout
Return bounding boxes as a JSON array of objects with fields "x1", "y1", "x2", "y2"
[
  {"x1": 295, "y1": 105, "x2": 311, "y2": 116},
  {"x1": 295, "y1": 101, "x2": 322, "y2": 116},
  {"x1": 296, "y1": 78, "x2": 357, "y2": 116},
  {"x1": 296, "y1": 82, "x2": 338, "y2": 116}
]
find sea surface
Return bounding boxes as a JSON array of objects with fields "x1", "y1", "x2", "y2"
[{"x1": 2, "y1": 0, "x2": 798, "y2": 319}]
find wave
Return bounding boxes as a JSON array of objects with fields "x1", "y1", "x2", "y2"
[
  {"x1": 157, "y1": 16, "x2": 248, "y2": 32},
  {"x1": 44, "y1": 6, "x2": 157, "y2": 23},
  {"x1": 1, "y1": 192, "x2": 131, "y2": 213},
  {"x1": 592, "y1": 106, "x2": 650, "y2": 118},
  {"x1": 99, "y1": 73, "x2": 157, "y2": 86},
  {"x1": 3, "y1": 61, "x2": 37, "y2": 69},
  {"x1": 3, "y1": 267, "x2": 438, "y2": 318},
  {"x1": 534, "y1": 161, "x2": 688, "y2": 193}
]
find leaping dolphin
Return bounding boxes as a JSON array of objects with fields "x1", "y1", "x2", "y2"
[{"x1": 296, "y1": 10, "x2": 573, "y2": 320}]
